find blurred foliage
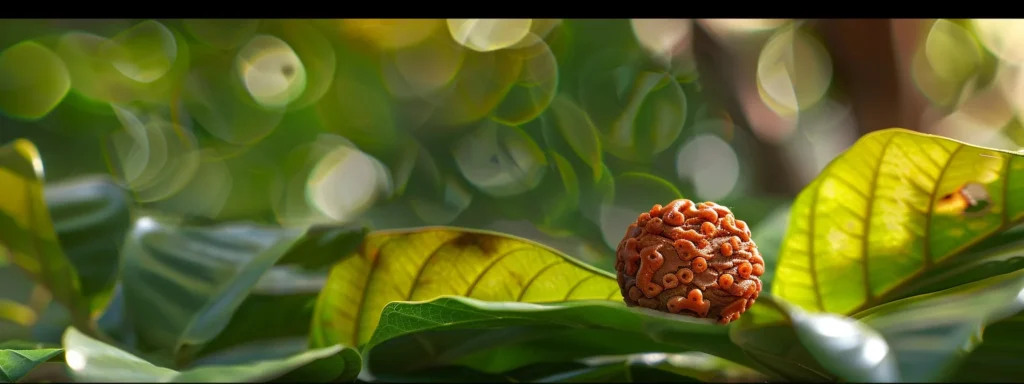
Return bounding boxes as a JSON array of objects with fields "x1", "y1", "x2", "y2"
[
  {"x1": 3, "y1": 18, "x2": 1024, "y2": 383},
  {"x1": 0, "y1": 19, "x2": 769, "y2": 267}
]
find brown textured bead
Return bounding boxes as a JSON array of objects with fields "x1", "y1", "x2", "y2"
[{"x1": 615, "y1": 199, "x2": 764, "y2": 324}]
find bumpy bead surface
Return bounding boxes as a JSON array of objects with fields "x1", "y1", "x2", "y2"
[{"x1": 615, "y1": 199, "x2": 764, "y2": 324}]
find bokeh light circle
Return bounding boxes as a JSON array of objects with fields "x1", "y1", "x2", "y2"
[
  {"x1": 108, "y1": 20, "x2": 178, "y2": 84},
  {"x1": 631, "y1": 19, "x2": 692, "y2": 60},
  {"x1": 306, "y1": 142, "x2": 393, "y2": 224},
  {"x1": 236, "y1": 35, "x2": 307, "y2": 109},
  {"x1": 973, "y1": 19, "x2": 1024, "y2": 65},
  {"x1": 447, "y1": 19, "x2": 533, "y2": 52},
  {"x1": 453, "y1": 121, "x2": 548, "y2": 197},
  {"x1": 105, "y1": 104, "x2": 201, "y2": 202},
  {"x1": 491, "y1": 34, "x2": 559, "y2": 125},
  {"x1": 676, "y1": 134, "x2": 740, "y2": 201},
  {"x1": 381, "y1": 32, "x2": 466, "y2": 99},
  {"x1": 756, "y1": 27, "x2": 833, "y2": 117}
]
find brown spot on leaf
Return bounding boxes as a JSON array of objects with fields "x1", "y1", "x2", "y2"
[{"x1": 452, "y1": 233, "x2": 500, "y2": 255}]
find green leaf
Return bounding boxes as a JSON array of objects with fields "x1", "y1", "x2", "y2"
[
  {"x1": 0, "y1": 139, "x2": 91, "y2": 330},
  {"x1": 883, "y1": 234, "x2": 1024, "y2": 300},
  {"x1": 365, "y1": 296, "x2": 750, "y2": 369},
  {"x1": 310, "y1": 227, "x2": 621, "y2": 349},
  {"x1": 950, "y1": 313, "x2": 1024, "y2": 382},
  {"x1": 548, "y1": 95, "x2": 603, "y2": 182},
  {"x1": 854, "y1": 268, "x2": 1024, "y2": 382},
  {"x1": 95, "y1": 285, "x2": 134, "y2": 349},
  {"x1": 118, "y1": 217, "x2": 305, "y2": 362},
  {"x1": 367, "y1": 361, "x2": 591, "y2": 383},
  {"x1": 190, "y1": 338, "x2": 308, "y2": 368},
  {"x1": 62, "y1": 327, "x2": 359, "y2": 382},
  {"x1": 365, "y1": 326, "x2": 689, "y2": 377},
  {"x1": 0, "y1": 347, "x2": 62, "y2": 383},
  {"x1": 196, "y1": 269, "x2": 323, "y2": 359},
  {"x1": 774, "y1": 128, "x2": 1024, "y2": 315},
  {"x1": 275, "y1": 225, "x2": 367, "y2": 271},
  {"x1": 730, "y1": 295, "x2": 898, "y2": 382},
  {"x1": 533, "y1": 352, "x2": 764, "y2": 383},
  {"x1": 0, "y1": 341, "x2": 59, "y2": 350},
  {"x1": 45, "y1": 176, "x2": 132, "y2": 312},
  {"x1": 178, "y1": 225, "x2": 362, "y2": 362}
]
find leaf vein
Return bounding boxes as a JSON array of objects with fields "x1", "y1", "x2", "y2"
[
  {"x1": 406, "y1": 235, "x2": 463, "y2": 301},
  {"x1": 464, "y1": 246, "x2": 531, "y2": 297},
  {"x1": 515, "y1": 260, "x2": 564, "y2": 301}
]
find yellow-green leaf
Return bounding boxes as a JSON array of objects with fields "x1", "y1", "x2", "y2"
[
  {"x1": 773, "y1": 128, "x2": 1024, "y2": 315},
  {"x1": 310, "y1": 227, "x2": 619, "y2": 349},
  {"x1": 0, "y1": 139, "x2": 90, "y2": 328}
]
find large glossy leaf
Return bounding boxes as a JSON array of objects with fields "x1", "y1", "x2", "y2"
[
  {"x1": 884, "y1": 232, "x2": 1024, "y2": 301},
  {"x1": 0, "y1": 139, "x2": 90, "y2": 330},
  {"x1": 854, "y1": 267, "x2": 1024, "y2": 382},
  {"x1": 736, "y1": 265, "x2": 1024, "y2": 383},
  {"x1": 45, "y1": 176, "x2": 132, "y2": 312},
  {"x1": 309, "y1": 227, "x2": 621, "y2": 349},
  {"x1": 950, "y1": 312, "x2": 1024, "y2": 382},
  {"x1": 0, "y1": 347, "x2": 62, "y2": 383},
  {"x1": 196, "y1": 268, "x2": 324, "y2": 360},
  {"x1": 94, "y1": 284, "x2": 135, "y2": 350},
  {"x1": 774, "y1": 128, "x2": 1024, "y2": 315},
  {"x1": 365, "y1": 296, "x2": 752, "y2": 371},
  {"x1": 730, "y1": 295, "x2": 898, "y2": 382},
  {"x1": 365, "y1": 325, "x2": 689, "y2": 377},
  {"x1": 275, "y1": 224, "x2": 367, "y2": 271},
  {"x1": 118, "y1": 217, "x2": 305, "y2": 362},
  {"x1": 367, "y1": 361, "x2": 593, "y2": 383},
  {"x1": 194, "y1": 226, "x2": 366, "y2": 361},
  {"x1": 62, "y1": 327, "x2": 359, "y2": 382},
  {"x1": 533, "y1": 353, "x2": 765, "y2": 383}
]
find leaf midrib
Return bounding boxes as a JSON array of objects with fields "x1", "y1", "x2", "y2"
[
  {"x1": 921, "y1": 144, "x2": 965, "y2": 267},
  {"x1": 856, "y1": 134, "x2": 899, "y2": 305}
]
